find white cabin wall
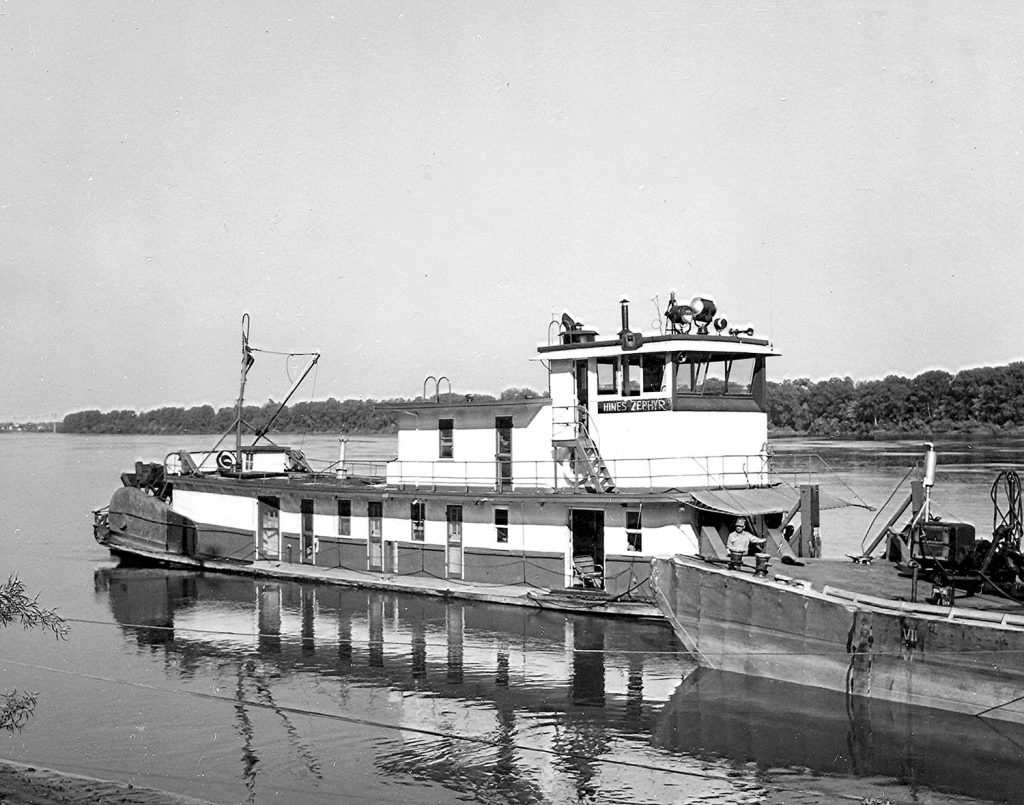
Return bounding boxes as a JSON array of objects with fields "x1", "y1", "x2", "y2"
[
  {"x1": 173, "y1": 489, "x2": 256, "y2": 530},
  {"x1": 600, "y1": 504, "x2": 697, "y2": 557},
  {"x1": 548, "y1": 360, "x2": 577, "y2": 441},
  {"x1": 591, "y1": 410, "x2": 766, "y2": 460},
  {"x1": 389, "y1": 405, "x2": 555, "y2": 487}
]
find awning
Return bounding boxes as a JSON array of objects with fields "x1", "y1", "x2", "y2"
[{"x1": 675, "y1": 486, "x2": 856, "y2": 516}]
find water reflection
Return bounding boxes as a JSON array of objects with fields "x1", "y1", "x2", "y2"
[
  {"x1": 94, "y1": 565, "x2": 1024, "y2": 804},
  {"x1": 656, "y1": 668, "x2": 1024, "y2": 804},
  {"x1": 95, "y1": 567, "x2": 694, "y2": 804}
]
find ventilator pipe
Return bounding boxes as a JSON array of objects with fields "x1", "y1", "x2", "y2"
[
  {"x1": 337, "y1": 436, "x2": 349, "y2": 478},
  {"x1": 923, "y1": 442, "x2": 937, "y2": 488}
]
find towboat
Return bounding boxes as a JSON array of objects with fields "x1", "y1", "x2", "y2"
[
  {"x1": 651, "y1": 447, "x2": 1024, "y2": 722},
  {"x1": 94, "y1": 294, "x2": 833, "y2": 618}
]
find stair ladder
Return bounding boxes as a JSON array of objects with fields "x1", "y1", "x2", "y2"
[
  {"x1": 552, "y1": 405, "x2": 617, "y2": 493},
  {"x1": 571, "y1": 434, "x2": 616, "y2": 492}
]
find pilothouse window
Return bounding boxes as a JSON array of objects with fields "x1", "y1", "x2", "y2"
[
  {"x1": 596, "y1": 358, "x2": 618, "y2": 395},
  {"x1": 614, "y1": 355, "x2": 665, "y2": 397},
  {"x1": 727, "y1": 357, "x2": 755, "y2": 395},
  {"x1": 642, "y1": 356, "x2": 665, "y2": 393},
  {"x1": 675, "y1": 355, "x2": 756, "y2": 396},
  {"x1": 623, "y1": 356, "x2": 643, "y2": 397}
]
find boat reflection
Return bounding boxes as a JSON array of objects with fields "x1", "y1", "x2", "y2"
[
  {"x1": 655, "y1": 667, "x2": 1024, "y2": 804},
  {"x1": 95, "y1": 566, "x2": 695, "y2": 804},
  {"x1": 95, "y1": 566, "x2": 1024, "y2": 804}
]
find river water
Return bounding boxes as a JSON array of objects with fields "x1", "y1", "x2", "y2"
[{"x1": 2, "y1": 432, "x2": 1024, "y2": 804}]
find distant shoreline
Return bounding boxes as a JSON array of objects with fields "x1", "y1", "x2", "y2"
[{"x1": 10, "y1": 361, "x2": 1024, "y2": 438}]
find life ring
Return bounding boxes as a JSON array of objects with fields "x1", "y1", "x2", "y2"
[{"x1": 216, "y1": 450, "x2": 237, "y2": 470}]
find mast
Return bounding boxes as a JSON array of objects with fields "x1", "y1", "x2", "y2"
[{"x1": 235, "y1": 313, "x2": 254, "y2": 469}]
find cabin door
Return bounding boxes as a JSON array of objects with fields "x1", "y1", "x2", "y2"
[
  {"x1": 574, "y1": 361, "x2": 589, "y2": 431},
  {"x1": 257, "y1": 496, "x2": 280, "y2": 560},
  {"x1": 300, "y1": 499, "x2": 315, "y2": 564},
  {"x1": 368, "y1": 501, "x2": 384, "y2": 572},
  {"x1": 570, "y1": 509, "x2": 605, "y2": 589},
  {"x1": 495, "y1": 416, "x2": 513, "y2": 491},
  {"x1": 446, "y1": 504, "x2": 464, "y2": 580}
]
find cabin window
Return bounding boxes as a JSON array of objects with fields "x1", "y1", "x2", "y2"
[
  {"x1": 623, "y1": 355, "x2": 643, "y2": 397},
  {"x1": 495, "y1": 507, "x2": 509, "y2": 544},
  {"x1": 699, "y1": 360, "x2": 727, "y2": 394},
  {"x1": 596, "y1": 358, "x2": 618, "y2": 395},
  {"x1": 411, "y1": 500, "x2": 425, "y2": 541},
  {"x1": 243, "y1": 452, "x2": 254, "y2": 471},
  {"x1": 676, "y1": 355, "x2": 749, "y2": 396},
  {"x1": 439, "y1": 419, "x2": 454, "y2": 459},
  {"x1": 673, "y1": 355, "x2": 766, "y2": 410},
  {"x1": 626, "y1": 510, "x2": 642, "y2": 552},
  {"x1": 337, "y1": 499, "x2": 351, "y2": 536},
  {"x1": 726, "y1": 357, "x2": 755, "y2": 395},
  {"x1": 619, "y1": 355, "x2": 664, "y2": 397},
  {"x1": 301, "y1": 499, "x2": 314, "y2": 535},
  {"x1": 642, "y1": 355, "x2": 665, "y2": 393},
  {"x1": 674, "y1": 361, "x2": 696, "y2": 394}
]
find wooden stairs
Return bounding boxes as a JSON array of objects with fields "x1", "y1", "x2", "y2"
[{"x1": 560, "y1": 435, "x2": 615, "y2": 493}]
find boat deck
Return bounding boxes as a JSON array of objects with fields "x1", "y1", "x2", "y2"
[
  {"x1": 760, "y1": 556, "x2": 1024, "y2": 615},
  {"x1": 105, "y1": 539, "x2": 663, "y2": 619}
]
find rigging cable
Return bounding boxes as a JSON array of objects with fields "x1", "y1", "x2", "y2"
[{"x1": 858, "y1": 462, "x2": 919, "y2": 555}]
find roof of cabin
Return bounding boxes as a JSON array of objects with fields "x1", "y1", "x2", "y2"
[{"x1": 377, "y1": 396, "x2": 550, "y2": 413}]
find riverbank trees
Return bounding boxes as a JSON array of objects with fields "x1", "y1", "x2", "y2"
[
  {"x1": 768, "y1": 363, "x2": 1024, "y2": 435},
  {"x1": 53, "y1": 362, "x2": 1024, "y2": 436}
]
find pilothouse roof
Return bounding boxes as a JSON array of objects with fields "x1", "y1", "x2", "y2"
[
  {"x1": 535, "y1": 332, "x2": 778, "y2": 361},
  {"x1": 536, "y1": 292, "x2": 777, "y2": 361}
]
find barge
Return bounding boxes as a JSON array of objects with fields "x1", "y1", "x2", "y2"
[{"x1": 651, "y1": 447, "x2": 1024, "y2": 722}]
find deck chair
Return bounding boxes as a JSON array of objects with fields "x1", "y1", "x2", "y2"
[{"x1": 572, "y1": 555, "x2": 604, "y2": 589}]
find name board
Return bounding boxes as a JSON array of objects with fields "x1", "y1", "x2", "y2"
[{"x1": 597, "y1": 398, "x2": 671, "y2": 414}]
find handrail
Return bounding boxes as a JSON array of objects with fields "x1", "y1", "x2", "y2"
[
  {"x1": 551, "y1": 404, "x2": 603, "y2": 448},
  {"x1": 770, "y1": 452, "x2": 871, "y2": 508},
  {"x1": 380, "y1": 453, "x2": 773, "y2": 492}
]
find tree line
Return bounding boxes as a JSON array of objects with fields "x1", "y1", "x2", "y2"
[
  {"x1": 56, "y1": 364, "x2": 1024, "y2": 436},
  {"x1": 768, "y1": 363, "x2": 1024, "y2": 436},
  {"x1": 59, "y1": 388, "x2": 542, "y2": 435}
]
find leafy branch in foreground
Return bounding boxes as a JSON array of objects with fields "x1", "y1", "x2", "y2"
[
  {"x1": 0, "y1": 576, "x2": 68, "y2": 731},
  {"x1": 0, "y1": 576, "x2": 69, "y2": 640},
  {"x1": 0, "y1": 690, "x2": 36, "y2": 731}
]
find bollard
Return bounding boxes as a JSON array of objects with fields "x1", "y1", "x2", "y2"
[
  {"x1": 754, "y1": 553, "x2": 770, "y2": 577},
  {"x1": 728, "y1": 550, "x2": 744, "y2": 570}
]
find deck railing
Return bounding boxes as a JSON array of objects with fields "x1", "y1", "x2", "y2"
[
  {"x1": 166, "y1": 449, "x2": 781, "y2": 495},
  {"x1": 375, "y1": 453, "x2": 772, "y2": 493}
]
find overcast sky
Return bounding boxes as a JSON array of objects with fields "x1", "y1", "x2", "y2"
[{"x1": 2, "y1": 2, "x2": 1022, "y2": 420}]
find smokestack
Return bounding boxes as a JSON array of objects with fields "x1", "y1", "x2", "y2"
[{"x1": 619, "y1": 298, "x2": 630, "y2": 333}]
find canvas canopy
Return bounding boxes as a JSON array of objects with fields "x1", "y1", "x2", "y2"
[{"x1": 677, "y1": 486, "x2": 855, "y2": 516}]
